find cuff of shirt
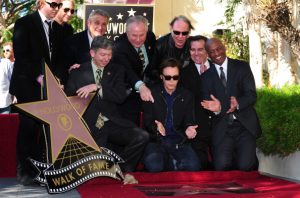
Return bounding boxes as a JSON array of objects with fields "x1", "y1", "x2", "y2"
[{"x1": 134, "y1": 80, "x2": 144, "y2": 92}]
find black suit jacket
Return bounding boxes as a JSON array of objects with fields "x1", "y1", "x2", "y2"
[
  {"x1": 10, "y1": 11, "x2": 60, "y2": 102},
  {"x1": 65, "y1": 61, "x2": 135, "y2": 143},
  {"x1": 64, "y1": 30, "x2": 91, "y2": 70},
  {"x1": 201, "y1": 58, "x2": 262, "y2": 145},
  {"x1": 180, "y1": 60, "x2": 212, "y2": 137},
  {"x1": 112, "y1": 31, "x2": 156, "y2": 87}
]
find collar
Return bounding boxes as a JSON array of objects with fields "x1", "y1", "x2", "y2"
[
  {"x1": 38, "y1": 10, "x2": 51, "y2": 23},
  {"x1": 91, "y1": 60, "x2": 104, "y2": 75},
  {"x1": 214, "y1": 57, "x2": 228, "y2": 70},
  {"x1": 87, "y1": 30, "x2": 93, "y2": 47}
]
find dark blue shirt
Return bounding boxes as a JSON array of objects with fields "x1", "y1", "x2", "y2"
[{"x1": 162, "y1": 87, "x2": 181, "y2": 141}]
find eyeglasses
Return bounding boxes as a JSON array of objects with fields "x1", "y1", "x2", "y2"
[
  {"x1": 3, "y1": 49, "x2": 10, "y2": 53},
  {"x1": 173, "y1": 30, "x2": 189, "y2": 36},
  {"x1": 163, "y1": 75, "x2": 180, "y2": 81},
  {"x1": 46, "y1": 1, "x2": 63, "y2": 9},
  {"x1": 64, "y1": 8, "x2": 75, "y2": 14}
]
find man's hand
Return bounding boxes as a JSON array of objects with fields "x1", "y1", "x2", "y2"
[
  {"x1": 12, "y1": 96, "x2": 17, "y2": 104},
  {"x1": 227, "y1": 96, "x2": 238, "y2": 113},
  {"x1": 76, "y1": 84, "x2": 97, "y2": 98},
  {"x1": 139, "y1": 84, "x2": 154, "y2": 103},
  {"x1": 68, "y1": 63, "x2": 80, "y2": 73},
  {"x1": 185, "y1": 125, "x2": 198, "y2": 139},
  {"x1": 155, "y1": 120, "x2": 166, "y2": 136},
  {"x1": 201, "y1": 94, "x2": 221, "y2": 113},
  {"x1": 36, "y1": 74, "x2": 44, "y2": 87}
]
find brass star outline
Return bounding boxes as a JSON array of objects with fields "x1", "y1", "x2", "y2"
[{"x1": 16, "y1": 65, "x2": 100, "y2": 162}]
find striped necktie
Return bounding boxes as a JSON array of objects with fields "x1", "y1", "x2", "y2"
[
  {"x1": 96, "y1": 69, "x2": 102, "y2": 85},
  {"x1": 138, "y1": 48, "x2": 146, "y2": 71}
]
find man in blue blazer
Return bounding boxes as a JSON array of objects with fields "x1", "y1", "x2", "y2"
[{"x1": 201, "y1": 38, "x2": 262, "y2": 171}]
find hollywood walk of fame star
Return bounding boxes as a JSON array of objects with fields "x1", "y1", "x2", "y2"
[
  {"x1": 16, "y1": 65, "x2": 100, "y2": 162},
  {"x1": 127, "y1": 8, "x2": 136, "y2": 16}
]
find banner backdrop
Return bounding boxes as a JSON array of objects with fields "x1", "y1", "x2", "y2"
[{"x1": 84, "y1": 4, "x2": 154, "y2": 41}]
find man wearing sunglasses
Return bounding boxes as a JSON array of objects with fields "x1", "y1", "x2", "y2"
[
  {"x1": 9, "y1": 0, "x2": 62, "y2": 186},
  {"x1": 54, "y1": 0, "x2": 75, "y2": 37},
  {"x1": 2, "y1": 42, "x2": 15, "y2": 63},
  {"x1": 150, "y1": 15, "x2": 193, "y2": 81},
  {"x1": 53, "y1": 0, "x2": 75, "y2": 85},
  {"x1": 142, "y1": 58, "x2": 201, "y2": 172}
]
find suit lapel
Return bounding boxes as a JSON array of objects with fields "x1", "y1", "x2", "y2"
[
  {"x1": 226, "y1": 58, "x2": 236, "y2": 95},
  {"x1": 33, "y1": 12, "x2": 50, "y2": 63}
]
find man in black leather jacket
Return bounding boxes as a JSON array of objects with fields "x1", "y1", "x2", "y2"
[{"x1": 150, "y1": 15, "x2": 194, "y2": 81}]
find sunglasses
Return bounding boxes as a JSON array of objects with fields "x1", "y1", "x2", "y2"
[
  {"x1": 173, "y1": 30, "x2": 189, "y2": 36},
  {"x1": 64, "y1": 8, "x2": 75, "y2": 14},
  {"x1": 163, "y1": 75, "x2": 180, "y2": 81},
  {"x1": 3, "y1": 49, "x2": 10, "y2": 53},
  {"x1": 46, "y1": 1, "x2": 63, "y2": 9}
]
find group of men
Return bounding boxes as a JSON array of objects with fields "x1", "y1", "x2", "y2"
[{"x1": 8, "y1": 0, "x2": 262, "y2": 186}]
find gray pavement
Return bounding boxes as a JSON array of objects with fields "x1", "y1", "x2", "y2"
[{"x1": 0, "y1": 178, "x2": 81, "y2": 198}]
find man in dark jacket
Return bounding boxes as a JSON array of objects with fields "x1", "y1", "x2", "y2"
[
  {"x1": 112, "y1": 15, "x2": 156, "y2": 126},
  {"x1": 201, "y1": 38, "x2": 261, "y2": 171},
  {"x1": 62, "y1": 9, "x2": 109, "y2": 83},
  {"x1": 180, "y1": 35, "x2": 212, "y2": 170},
  {"x1": 10, "y1": 0, "x2": 63, "y2": 185},
  {"x1": 65, "y1": 36, "x2": 149, "y2": 174},
  {"x1": 150, "y1": 15, "x2": 194, "y2": 79},
  {"x1": 143, "y1": 58, "x2": 201, "y2": 172}
]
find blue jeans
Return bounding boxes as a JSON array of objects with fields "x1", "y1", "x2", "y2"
[{"x1": 143, "y1": 138, "x2": 201, "y2": 172}]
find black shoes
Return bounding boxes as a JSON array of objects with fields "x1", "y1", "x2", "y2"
[{"x1": 17, "y1": 172, "x2": 35, "y2": 186}]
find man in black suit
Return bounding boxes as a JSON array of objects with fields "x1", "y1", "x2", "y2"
[
  {"x1": 201, "y1": 38, "x2": 262, "y2": 171},
  {"x1": 65, "y1": 36, "x2": 149, "y2": 174},
  {"x1": 112, "y1": 15, "x2": 156, "y2": 126},
  {"x1": 63, "y1": 9, "x2": 109, "y2": 83},
  {"x1": 180, "y1": 35, "x2": 212, "y2": 170},
  {"x1": 9, "y1": 0, "x2": 63, "y2": 185}
]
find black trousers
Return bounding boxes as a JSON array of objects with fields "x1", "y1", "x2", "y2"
[
  {"x1": 93, "y1": 121, "x2": 149, "y2": 172},
  {"x1": 16, "y1": 113, "x2": 48, "y2": 176},
  {"x1": 212, "y1": 120, "x2": 257, "y2": 171}
]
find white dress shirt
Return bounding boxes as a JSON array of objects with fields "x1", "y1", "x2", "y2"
[{"x1": 0, "y1": 58, "x2": 14, "y2": 108}]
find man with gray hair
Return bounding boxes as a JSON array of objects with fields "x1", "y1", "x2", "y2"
[
  {"x1": 65, "y1": 36, "x2": 149, "y2": 176},
  {"x1": 112, "y1": 15, "x2": 156, "y2": 126},
  {"x1": 63, "y1": 9, "x2": 110, "y2": 84}
]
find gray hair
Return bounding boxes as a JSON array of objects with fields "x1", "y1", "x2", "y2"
[
  {"x1": 88, "y1": 9, "x2": 110, "y2": 21},
  {"x1": 91, "y1": 36, "x2": 114, "y2": 51},
  {"x1": 126, "y1": 15, "x2": 148, "y2": 33}
]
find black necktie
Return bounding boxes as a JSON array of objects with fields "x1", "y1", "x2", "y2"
[
  {"x1": 138, "y1": 48, "x2": 146, "y2": 72},
  {"x1": 45, "y1": 20, "x2": 53, "y2": 52},
  {"x1": 219, "y1": 66, "x2": 226, "y2": 88}
]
